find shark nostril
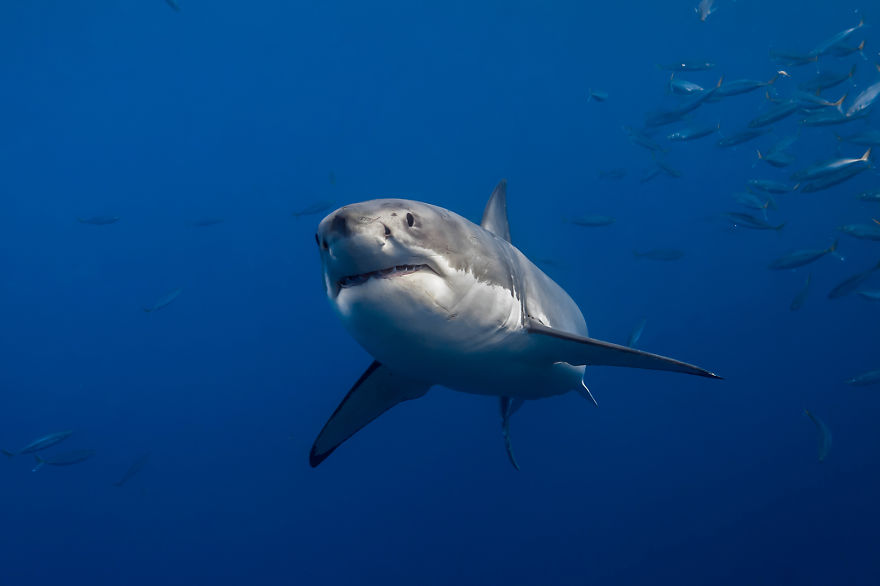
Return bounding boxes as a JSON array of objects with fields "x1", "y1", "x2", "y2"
[{"x1": 330, "y1": 214, "x2": 349, "y2": 237}]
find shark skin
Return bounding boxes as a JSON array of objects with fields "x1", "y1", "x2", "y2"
[{"x1": 309, "y1": 180, "x2": 720, "y2": 467}]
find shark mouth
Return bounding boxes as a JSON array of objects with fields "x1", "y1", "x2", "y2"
[{"x1": 337, "y1": 264, "x2": 431, "y2": 291}]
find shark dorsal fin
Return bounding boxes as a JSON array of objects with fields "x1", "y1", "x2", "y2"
[{"x1": 481, "y1": 179, "x2": 511, "y2": 243}]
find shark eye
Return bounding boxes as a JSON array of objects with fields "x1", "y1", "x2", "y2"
[{"x1": 406, "y1": 213, "x2": 415, "y2": 227}]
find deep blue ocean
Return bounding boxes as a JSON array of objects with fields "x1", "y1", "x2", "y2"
[{"x1": 2, "y1": 1, "x2": 879, "y2": 584}]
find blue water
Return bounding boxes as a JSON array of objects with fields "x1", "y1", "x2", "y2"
[{"x1": 2, "y1": 1, "x2": 879, "y2": 584}]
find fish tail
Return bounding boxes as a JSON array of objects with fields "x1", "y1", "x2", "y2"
[
  {"x1": 861, "y1": 147, "x2": 871, "y2": 162},
  {"x1": 829, "y1": 239, "x2": 839, "y2": 253},
  {"x1": 756, "y1": 149, "x2": 763, "y2": 160},
  {"x1": 873, "y1": 218, "x2": 880, "y2": 226},
  {"x1": 714, "y1": 76, "x2": 724, "y2": 89},
  {"x1": 31, "y1": 456, "x2": 45, "y2": 472},
  {"x1": 831, "y1": 94, "x2": 847, "y2": 111},
  {"x1": 1, "y1": 450, "x2": 14, "y2": 458},
  {"x1": 849, "y1": 64, "x2": 857, "y2": 78}
]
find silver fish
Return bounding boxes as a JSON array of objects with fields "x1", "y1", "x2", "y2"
[
  {"x1": 748, "y1": 179, "x2": 796, "y2": 194},
  {"x1": 626, "y1": 318, "x2": 647, "y2": 348},
  {"x1": 757, "y1": 148, "x2": 795, "y2": 167},
  {"x1": 799, "y1": 165, "x2": 868, "y2": 193},
  {"x1": 798, "y1": 65, "x2": 856, "y2": 93},
  {"x1": 658, "y1": 61, "x2": 715, "y2": 72},
  {"x1": 790, "y1": 273, "x2": 811, "y2": 311},
  {"x1": 769, "y1": 50, "x2": 817, "y2": 68},
  {"x1": 587, "y1": 89, "x2": 608, "y2": 102},
  {"x1": 836, "y1": 129, "x2": 880, "y2": 146},
  {"x1": 717, "y1": 127, "x2": 772, "y2": 147},
  {"x1": 857, "y1": 290, "x2": 880, "y2": 301},
  {"x1": 748, "y1": 99, "x2": 799, "y2": 127},
  {"x1": 828, "y1": 260, "x2": 880, "y2": 299},
  {"x1": 724, "y1": 211, "x2": 784, "y2": 231},
  {"x1": 2, "y1": 431, "x2": 73, "y2": 457},
  {"x1": 803, "y1": 409, "x2": 831, "y2": 462},
  {"x1": 144, "y1": 288, "x2": 182, "y2": 312},
  {"x1": 791, "y1": 149, "x2": 872, "y2": 182},
  {"x1": 668, "y1": 75, "x2": 704, "y2": 95},
  {"x1": 32, "y1": 449, "x2": 95, "y2": 472},
  {"x1": 838, "y1": 223, "x2": 880, "y2": 241},
  {"x1": 846, "y1": 79, "x2": 880, "y2": 117},
  {"x1": 847, "y1": 369, "x2": 880, "y2": 385},
  {"x1": 714, "y1": 73, "x2": 782, "y2": 98},
  {"x1": 768, "y1": 240, "x2": 838, "y2": 270},
  {"x1": 809, "y1": 17, "x2": 865, "y2": 57},
  {"x1": 667, "y1": 122, "x2": 720, "y2": 141},
  {"x1": 695, "y1": 0, "x2": 716, "y2": 22}
]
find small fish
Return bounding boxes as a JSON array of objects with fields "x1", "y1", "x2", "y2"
[
  {"x1": 645, "y1": 78, "x2": 723, "y2": 127},
  {"x1": 114, "y1": 453, "x2": 151, "y2": 487},
  {"x1": 724, "y1": 211, "x2": 784, "y2": 231},
  {"x1": 2, "y1": 431, "x2": 73, "y2": 457},
  {"x1": 77, "y1": 216, "x2": 119, "y2": 225},
  {"x1": 790, "y1": 273, "x2": 811, "y2": 311},
  {"x1": 791, "y1": 149, "x2": 872, "y2": 183},
  {"x1": 798, "y1": 65, "x2": 856, "y2": 93},
  {"x1": 717, "y1": 127, "x2": 772, "y2": 147},
  {"x1": 587, "y1": 89, "x2": 608, "y2": 102},
  {"x1": 32, "y1": 449, "x2": 95, "y2": 472},
  {"x1": 848, "y1": 369, "x2": 880, "y2": 385},
  {"x1": 164, "y1": 0, "x2": 181, "y2": 11},
  {"x1": 769, "y1": 50, "x2": 817, "y2": 68},
  {"x1": 846, "y1": 80, "x2": 880, "y2": 118},
  {"x1": 809, "y1": 17, "x2": 864, "y2": 58},
  {"x1": 827, "y1": 39, "x2": 865, "y2": 58},
  {"x1": 748, "y1": 99, "x2": 799, "y2": 128},
  {"x1": 633, "y1": 249, "x2": 684, "y2": 261},
  {"x1": 748, "y1": 179, "x2": 796, "y2": 194},
  {"x1": 191, "y1": 218, "x2": 224, "y2": 227},
  {"x1": 836, "y1": 129, "x2": 880, "y2": 146},
  {"x1": 857, "y1": 190, "x2": 880, "y2": 202},
  {"x1": 857, "y1": 290, "x2": 880, "y2": 301},
  {"x1": 768, "y1": 240, "x2": 837, "y2": 270},
  {"x1": 657, "y1": 61, "x2": 715, "y2": 72},
  {"x1": 799, "y1": 165, "x2": 868, "y2": 193},
  {"x1": 803, "y1": 410, "x2": 831, "y2": 462},
  {"x1": 622, "y1": 126, "x2": 666, "y2": 153},
  {"x1": 757, "y1": 148, "x2": 795, "y2": 168},
  {"x1": 570, "y1": 215, "x2": 615, "y2": 227},
  {"x1": 792, "y1": 91, "x2": 847, "y2": 112},
  {"x1": 292, "y1": 200, "x2": 335, "y2": 218},
  {"x1": 734, "y1": 192, "x2": 776, "y2": 216},
  {"x1": 668, "y1": 75, "x2": 704, "y2": 95},
  {"x1": 695, "y1": 0, "x2": 716, "y2": 22},
  {"x1": 800, "y1": 109, "x2": 869, "y2": 127},
  {"x1": 828, "y1": 260, "x2": 880, "y2": 299},
  {"x1": 144, "y1": 288, "x2": 182, "y2": 312},
  {"x1": 667, "y1": 122, "x2": 720, "y2": 141},
  {"x1": 714, "y1": 73, "x2": 782, "y2": 98},
  {"x1": 838, "y1": 223, "x2": 880, "y2": 241},
  {"x1": 598, "y1": 168, "x2": 627, "y2": 180},
  {"x1": 626, "y1": 318, "x2": 647, "y2": 348}
]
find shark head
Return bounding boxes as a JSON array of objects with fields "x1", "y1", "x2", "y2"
[{"x1": 315, "y1": 198, "x2": 522, "y2": 375}]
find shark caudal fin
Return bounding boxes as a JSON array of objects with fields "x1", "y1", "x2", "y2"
[
  {"x1": 309, "y1": 361, "x2": 431, "y2": 467},
  {"x1": 480, "y1": 179, "x2": 511, "y2": 243},
  {"x1": 526, "y1": 321, "x2": 721, "y2": 379},
  {"x1": 31, "y1": 456, "x2": 46, "y2": 472}
]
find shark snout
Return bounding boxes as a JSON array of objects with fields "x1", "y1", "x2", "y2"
[{"x1": 322, "y1": 209, "x2": 392, "y2": 253}]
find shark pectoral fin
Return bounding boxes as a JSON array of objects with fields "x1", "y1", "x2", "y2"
[
  {"x1": 480, "y1": 179, "x2": 511, "y2": 243},
  {"x1": 499, "y1": 397, "x2": 521, "y2": 471},
  {"x1": 526, "y1": 321, "x2": 721, "y2": 379},
  {"x1": 310, "y1": 361, "x2": 431, "y2": 467}
]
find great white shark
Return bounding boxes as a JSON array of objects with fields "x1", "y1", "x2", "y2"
[{"x1": 310, "y1": 180, "x2": 720, "y2": 467}]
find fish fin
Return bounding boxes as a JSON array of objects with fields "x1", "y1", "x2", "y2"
[
  {"x1": 849, "y1": 64, "x2": 857, "y2": 78},
  {"x1": 1, "y1": 450, "x2": 13, "y2": 458},
  {"x1": 829, "y1": 239, "x2": 839, "y2": 253},
  {"x1": 31, "y1": 455, "x2": 45, "y2": 473},
  {"x1": 309, "y1": 361, "x2": 431, "y2": 467},
  {"x1": 579, "y1": 379, "x2": 598, "y2": 407},
  {"x1": 525, "y1": 320, "x2": 721, "y2": 379},
  {"x1": 861, "y1": 147, "x2": 872, "y2": 162},
  {"x1": 480, "y1": 179, "x2": 511, "y2": 243},
  {"x1": 499, "y1": 397, "x2": 520, "y2": 470},
  {"x1": 873, "y1": 218, "x2": 880, "y2": 226},
  {"x1": 757, "y1": 149, "x2": 763, "y2": 160},
  {"x1": 832, "y1": 93, "x2": 847, "y2": 111}
]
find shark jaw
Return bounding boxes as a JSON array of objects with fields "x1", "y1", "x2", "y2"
[{"x1": 336, "y1": 263, "x2": 435, "y2": 294}]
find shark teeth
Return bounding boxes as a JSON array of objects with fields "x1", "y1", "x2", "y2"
[{"x1": 338, "y1": 264, "x2": 428, "y2": 290}]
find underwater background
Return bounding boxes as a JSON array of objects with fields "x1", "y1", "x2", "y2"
[{"x1": 2, "y1": 1, "x2": 879, "y2": 584}]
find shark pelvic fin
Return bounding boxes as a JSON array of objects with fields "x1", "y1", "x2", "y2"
[
  {"x1": 499, "y1": 396, "x2": 523, "y2": 470},
  {"x1": 310, "y1": 361, "x2": 431, "y2": 467},
  {"x1": 481, "y1": 179, "x2": 511, "y2": 243},
  {"x1": 526, "y1": 320, "x2": 721, "y2": 379}
]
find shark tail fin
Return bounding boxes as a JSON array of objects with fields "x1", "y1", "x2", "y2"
[
  {"x1": 309, "y1": 361, "x2": 431, "y2": 467},
  {"x1": 526, "y1": 321, "x2": 721, "y2": 379}
]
